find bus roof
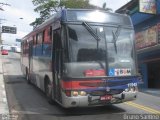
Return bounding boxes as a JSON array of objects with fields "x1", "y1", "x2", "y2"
[
  {"x1": 22, "y1": 9, "x2": 132, "y2": 41},
  {"x1": 62, "y1": 9, "x2": 132, "y2": 25}
]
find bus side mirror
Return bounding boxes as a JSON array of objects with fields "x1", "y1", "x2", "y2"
[{"x1": 68, "y1": 27, "x2": 78, "y2": 41}]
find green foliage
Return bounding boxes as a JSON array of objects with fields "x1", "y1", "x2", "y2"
[
  {"x1": 30, "y1": 0, "x2": 112, "y2": 27},
  {"x1": 30, "y1": 18, "x2": 43, "y2": 28},
  {"x1": 30, "y1": 0, "x2": 59, "y2": 27},
  {"x1": 60, "y1": 0, "x2": 94, "y2": 9}
]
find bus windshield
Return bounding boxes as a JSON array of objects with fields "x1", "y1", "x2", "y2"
[{"x1": 67, "y1": 24, "x2": 136, "y2": 77}]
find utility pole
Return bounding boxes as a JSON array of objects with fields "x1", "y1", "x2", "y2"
[{"x1": 0, "y1": 18, "x2": 6, "y2": 45}]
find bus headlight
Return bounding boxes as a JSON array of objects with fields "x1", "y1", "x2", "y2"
[
  {"x1": 71, "y1": 91, "x2": 79, "y2": 96},
  {"x1": 80, "y1": 91, "x2": 87, "y2": 96},
  {"x1": 71, "y1": 91, "x2": 87, "y2": 97}
]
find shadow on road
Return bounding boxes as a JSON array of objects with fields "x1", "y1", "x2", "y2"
[{"x1": 4, "y1": 74, "x2": 126, "y2": 117}]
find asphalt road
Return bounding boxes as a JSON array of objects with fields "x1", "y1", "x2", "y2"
[{"x1": 1, "y1": 53, "x2": 160, "y2": 120}]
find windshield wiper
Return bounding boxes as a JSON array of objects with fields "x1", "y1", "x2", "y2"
[
  {"x1": 112, "y1": 31, "x2": 118, "y2": 53},
  {"x1": 112, "y1": 26, "x2": 121, "y2": 54},
  {"x1": 82, "y1": 22, "x2": 106, "y2": 70},
  {"x1": 82, "y1": 22, "x2": 101, "y2": 42}
]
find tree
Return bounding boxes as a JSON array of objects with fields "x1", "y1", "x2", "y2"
[
  {"x1": 30, "y1": 18, "x2": 43, "y2": 28},
  {"x1": 60, "y1": 0, "x2": 95, "y2": 9},
  {"x1": 30, "y1": 0, "x2": 99, "y2": 27},
  {"x1": 31, "y1": 0, "x2": 112, "y2": 27}
]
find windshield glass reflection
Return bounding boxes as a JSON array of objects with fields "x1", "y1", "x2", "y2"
[{"x1": 67, "y1": 24, "x2": 136, "y2": 76}]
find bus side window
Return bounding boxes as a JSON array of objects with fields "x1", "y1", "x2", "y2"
[
  {"x1": 36, "y1": 32, "x2": 43, "y2": 56},
  {"x1": 43, "y1": 27, "x2": 52, "y2": 57},
  {"x1": 32, "y1": 35, "x2": 36, "y2": 56}
]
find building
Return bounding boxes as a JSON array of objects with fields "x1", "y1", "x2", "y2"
[{"x1": 116, "y1": 0, "x2": 160, "y2": 89}]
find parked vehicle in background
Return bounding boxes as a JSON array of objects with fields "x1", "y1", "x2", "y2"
[
  {"x1": 1, "y1": 49, "x2": 8, "y2": 55},
  {"x1": 1, "y1": 45, "x2": 11, "y2": 55},
  {"x1": 21, "y1": 9, "x2": 141, "y2": 108}
]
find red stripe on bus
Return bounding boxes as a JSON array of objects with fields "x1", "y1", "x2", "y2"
[{"x1": 61, "y1": 80, "x2": 103, "y2": 90}]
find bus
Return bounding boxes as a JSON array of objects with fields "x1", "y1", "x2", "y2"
[{"x1": 21, "y1": 9, "x2": 141, "y2": 108}]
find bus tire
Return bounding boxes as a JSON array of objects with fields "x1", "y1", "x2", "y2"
[
  {"x1": 26, "y1": 68, "x2": 31, "y2": 84},
  {"x1": 45, "y1": 78, "x2": 55, "y2": 105}
]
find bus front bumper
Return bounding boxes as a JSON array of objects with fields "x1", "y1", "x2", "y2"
[{"x1": 61, "y1": 91, "x2": 137, "y2": 108}]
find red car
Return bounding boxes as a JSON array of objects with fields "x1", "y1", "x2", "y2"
[{"x1": 1, "y1": 49, "x2": 8, "y2": 55}]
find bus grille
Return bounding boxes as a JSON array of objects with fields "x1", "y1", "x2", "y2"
[
  {"x1": 90, "y1": 90, "x2": 106, "y2": 96},
  {"x1": 89, "y1": 89, "x2": 123, "y2": 96}
]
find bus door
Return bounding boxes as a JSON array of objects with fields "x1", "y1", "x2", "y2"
[{"x1": 52, "y1": 29, "x2": 62, "y2": 102}]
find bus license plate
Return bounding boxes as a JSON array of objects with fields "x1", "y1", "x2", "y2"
[{"x1": 100, "y1": 95, "x2": 112, "y2": 101}]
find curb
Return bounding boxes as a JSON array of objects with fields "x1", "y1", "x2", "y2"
[
  {"x1": 139, "y1": 89, "x2": 160, "y2": 97},
  {"x1": 0, "y1": 55, "x2": 9, "y2": 115}
]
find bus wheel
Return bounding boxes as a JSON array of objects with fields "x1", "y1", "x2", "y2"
[
  {"x1": 45, "y1": 79, "x2": 55, "y2": 104},
  {"x1": 26, "y1": 69, "x2": 31, "y2": 84}
]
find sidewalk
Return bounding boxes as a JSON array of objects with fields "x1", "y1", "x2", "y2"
[
  {"x1": 139, "y1": 88, "x2": 160, "y2": 97},
  {"x1": 0, "y1": 55, "x2": 9, "y2": 114}
]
